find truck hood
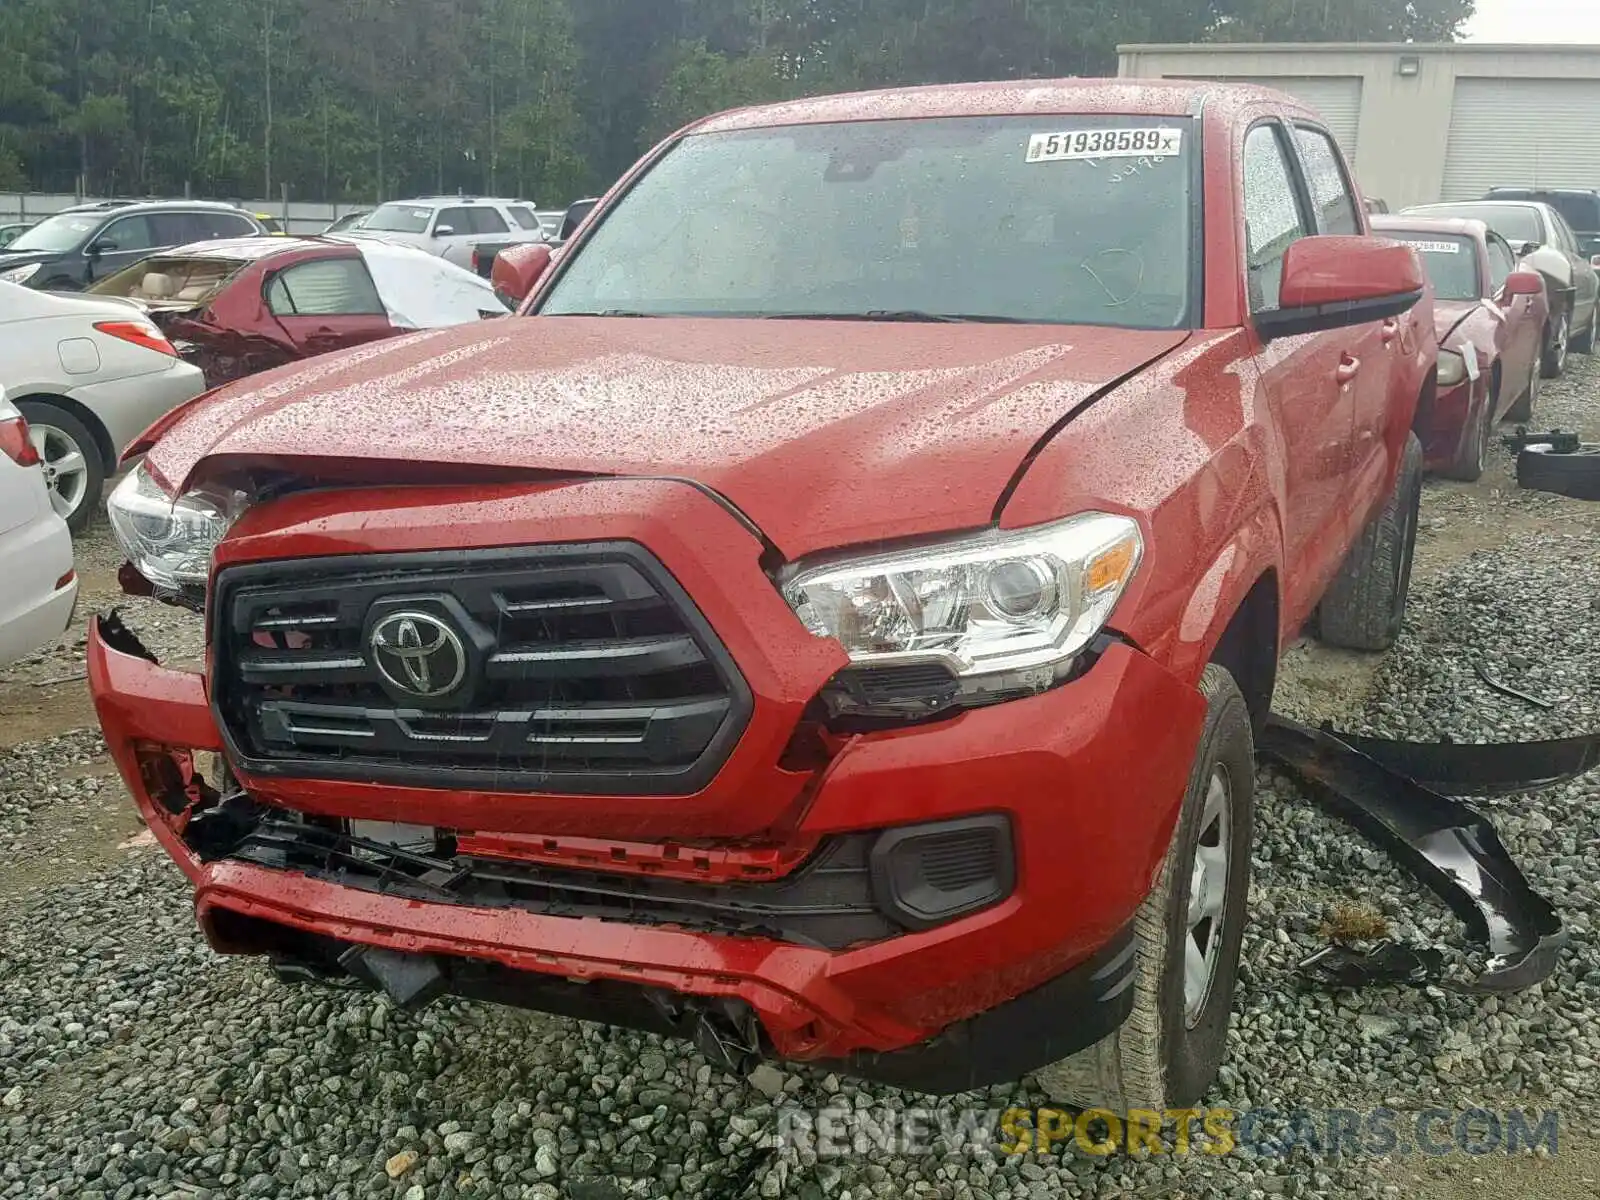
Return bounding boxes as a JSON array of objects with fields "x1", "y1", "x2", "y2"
[{"x1": 147, "y1": 317, "x2": 1190, "y2": 557}]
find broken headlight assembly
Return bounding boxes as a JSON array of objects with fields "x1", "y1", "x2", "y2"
[
  {"x1": 107, "y1": 462, "x2": 248, "y2": 593},
  {"x1": 781, "y1": 513, "x2": 1143, "y2": 722},
  {"x1": 1435, "y1": 349, "x2": 1470, "y2": 388}
]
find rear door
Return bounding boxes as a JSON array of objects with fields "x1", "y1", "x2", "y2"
[
  {"x1": 263, "y1": 254, "x2": 396, "y2": 358},
  {"x1": 1244, "y1": 121, "x2": 1359, "y2": 619}
]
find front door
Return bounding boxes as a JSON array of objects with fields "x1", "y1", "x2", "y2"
[{"x1": 264, "y1": 255, "x2": 396, "y2": 359}]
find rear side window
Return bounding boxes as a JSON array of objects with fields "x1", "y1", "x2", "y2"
[
  {"x1": 1293, "y1": 127, "x2": 1359, "y2": 236},
  {"x1": 266, "y1": 257, "x2": 385, "y2": 316},
  {"x1": 1242, "y1": 125, "x2": 1311, "y2": 313},
  {"x1": 195, "y1": 212, "x2": 260, "y2": 239},
  {"x1": 507, "y1": 206, "x2": 542, "y2": 231},
  {"x1": 469, "y1": 207, "x2": 510, "y2": 235},
  {"x1": 435, "y1": 208, "x2": 473, "y2": 235},
  {"x1": 1485, "y1": 234, "x2": 1515, "y2": 293}
]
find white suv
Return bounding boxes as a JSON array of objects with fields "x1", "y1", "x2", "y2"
[{"x1": 352, "y1": 197, "x2": 548, "y2": 270}]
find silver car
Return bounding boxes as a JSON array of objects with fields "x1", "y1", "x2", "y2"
[
  {"x1": 351, "y1": 197, "x2": 547, "y2": 270},
  {"x1": 0, "y1": 281, "x2": 206, "y2": 531}
]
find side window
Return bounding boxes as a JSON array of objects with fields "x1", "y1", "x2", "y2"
[
  {"x1": 1485, "y1": 234, "x2": 1515, "y2": 293},
  {"x1": 99, "y1": 215, "x2": 157, "y2": 253},
  {"x1": 507, "y1": 205, "x2": 541, "y2": 231},
  {"x1": 470, "y1": 207, "x2": 510, "y2": 235},
  {"x1": 1242, "y1": 125, "x2": 1312, "y2": 313},
  {"x1": 194, "y1": 212, "x2": 258, "y2": 239},
  {"x1": 1292, "y1": 126, "x2": 1359, "y2": 236},
  {"x1": 149, "y1": 213, "x2": 204, "y2": 246},
  {"x1": 434, "y1": 207, "x2": 471, "y2": 236},
  {"x1": 265, "y1": 257, "x2": 385, "y2": 316}
]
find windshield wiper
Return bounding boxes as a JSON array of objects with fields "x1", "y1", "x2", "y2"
[
  {"x1": 552, "y1": 309, "x2": 664, "y2": 318},
  {"x1": 763, "y1": 310, "x2": 1030, "y2": 324}
]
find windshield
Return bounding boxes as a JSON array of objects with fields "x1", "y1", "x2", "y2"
[
  {"x1": 1384, "y1": 233, "x2": 1480, "y2": 301},
  {"x1": 88, "y1": 255, "x2": 248, "y2": 306},
  {"x1": 6, "y1": 212, "x2": 101, "y2": 253},
  {"x1": 540, "y1": 116, "x2": 1195, "y2": 328},
  {"x1": 1410, "y1": 204, "x2": 1541, "y2": 246},
  {"x1": 363, "y1": 204, "x2": 434, "y2": 234}
]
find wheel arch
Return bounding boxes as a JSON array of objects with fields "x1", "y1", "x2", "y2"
[{"x1": 11, "y1": 390, "x2": 115, "y2": 474}]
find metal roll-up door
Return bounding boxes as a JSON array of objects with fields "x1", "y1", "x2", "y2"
[
  {"x1": 1442, "y1": 78, "x2": 1600, "y2": 201},
  {"x1": 1177, "y1": 76, "x2": 1363, "y2": 157}
]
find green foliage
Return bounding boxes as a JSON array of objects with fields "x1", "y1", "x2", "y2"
[{"x1": 0, "y1": 0, "x2": 1474, "y2": 203}]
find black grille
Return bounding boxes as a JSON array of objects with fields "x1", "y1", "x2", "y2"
[
  {"x1": 212, "y1": 811, "x2": 899, "y2": 951},
  {"x1": 211, "y1": 545, "x2": 752, "y2": 794}
]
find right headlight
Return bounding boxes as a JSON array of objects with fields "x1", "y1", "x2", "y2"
[
  {"x1": 0, "y1": 263, "x2": 41, "y2": 285},
  {"x1": 781, "y1": 513, "x2": 1143, "y2": 719},
  {"x1": 107, "y1": 462, "x2": 249, "y2": 592},
  {"x1": 1436, "y1": 349, "x2": 1468, "y2": 387}
]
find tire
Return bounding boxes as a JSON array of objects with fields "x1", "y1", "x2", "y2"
[
  {"x1": 1573, "y1": 303, "x2": 1600, "y2": 355},
  {"x1": 1315, "y1": 431, "x2": 1423, "y2": 652},
  {"x1": 1516, "y1": 443, "x2": 1600, "y2": 501},
  {"x1": 17, "y1": 401, "x2": 104, "y2": 534},
  {"x1": 1506, "y1": 349, "x2": 1541, "y2": 423},
  {"x1": 1540, "y1": 308, "x2": 1570, "y2": 379},
  {"x1": 1442, "y1": 374, "x2": 1494, "y2": 482},
  {"x1": 1034, "y1": 664, "x2": 1255, "y2": 1113}
]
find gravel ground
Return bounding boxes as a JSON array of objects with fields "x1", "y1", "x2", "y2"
[{"x1": 3, "y1": 357, "x2": 1599, "y2": 1200}]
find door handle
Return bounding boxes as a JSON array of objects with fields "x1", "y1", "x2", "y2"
[
  {"x1": 1336, "y1": 354, "x2": 1361, "y2": 384},
  {"x1": 1381, "y1": 319, "x2": 1400, "y2": 344}
]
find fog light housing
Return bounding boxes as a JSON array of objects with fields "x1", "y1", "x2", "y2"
[{"x1": 870, "y1": 815, "x2": 1014, "y2": 930}]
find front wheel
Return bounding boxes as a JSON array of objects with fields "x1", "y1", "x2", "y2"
[
  {"x1": 1573, "y1": 303, "x2": 1599, "y2": 356},
  {"x1": 1443, "y1": 375, "x2": 1495, "y2": 482},
  {"x1": 1316, "y1": 432, "x2": 1423, "y2": 652},
  {"x1": 1034, "y1": 664, "x2": 1255, "y2": 1112},
  {"x1": 1541, "y1": 308, "x2": 1570, "y2": 379}
]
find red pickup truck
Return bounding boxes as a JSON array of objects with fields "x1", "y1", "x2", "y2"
[{"x1": 93, "y1": 80, "x2": 1435, "y2": 1112}]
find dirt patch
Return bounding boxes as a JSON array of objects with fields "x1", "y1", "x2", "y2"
[{"x1": 1385, "y1": 1129, "x2": 1600, "y2": 1200}]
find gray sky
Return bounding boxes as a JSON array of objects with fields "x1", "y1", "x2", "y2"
[{"x1": 1464, "y1": 0, "x2": 1600, "y2": 42}]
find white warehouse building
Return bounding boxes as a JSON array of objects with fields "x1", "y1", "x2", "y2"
[{"x1": 1117, "y1": 42, "x2": 1600, "y2": 210}]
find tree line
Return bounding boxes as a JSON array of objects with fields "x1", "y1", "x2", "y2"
[{"x1": 0, "y1": 0, "x2": 1474, "y2": 208}]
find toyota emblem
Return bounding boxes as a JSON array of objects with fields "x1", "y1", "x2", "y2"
[{"x1": 369, "y1": 611, "x2": 468, "y2": 700}]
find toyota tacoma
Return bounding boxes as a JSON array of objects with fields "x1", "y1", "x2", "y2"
[{"x1": 92, "y1": 80, "x2": 1435, "y2": 1111}]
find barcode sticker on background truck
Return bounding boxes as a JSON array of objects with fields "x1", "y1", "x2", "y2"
[{"x1": 1026, "y1": 128, "x2": 1183, "y2": 163}]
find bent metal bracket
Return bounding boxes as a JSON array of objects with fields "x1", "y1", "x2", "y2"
[{"x1": 1260, "y1": 715, "x2": 1583, "y2": 994}]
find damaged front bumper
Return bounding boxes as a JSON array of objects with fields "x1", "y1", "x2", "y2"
[{"x1": 88, "y1": 602, "x2": 1206, "y2": 1095}]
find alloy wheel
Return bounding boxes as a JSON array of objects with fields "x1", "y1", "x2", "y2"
[
  {"x1": 1183, "y1": 764, "x2": 1233, "y2": 1028},
  {"x1": 29, "y1": 423, "x2": 90, "y2": 522}
]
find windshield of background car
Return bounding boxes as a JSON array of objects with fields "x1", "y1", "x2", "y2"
[
  {"x1": 88, "y1": 255, "x2": 249, "y2": 306},
  {"x1": 540, "y1": 115, "x2": 1196, "y2": 328},
  {"x1": 1383, "y1": 233, "x2": 1479, "y2": 301},
  {"x1": 363, "y1": 204, "x2": 435, "y2": 234},
  {"x1": 1413, "y1": 204, "x2": 1541, "y2": 246},
  {"x1": 6, "y1": 212, "x2": 100, "y2": 253}
]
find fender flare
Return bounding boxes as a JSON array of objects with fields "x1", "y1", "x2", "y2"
[{"x1": 1165, "y1": 504, "x2": 1285, "y2": 690}]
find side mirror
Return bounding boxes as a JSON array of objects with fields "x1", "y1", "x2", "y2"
[
  {"x1": 559, "y1": 198, "x2": 600, "y2": 243},
  {"x1": 433, "y1": 224, "x2": 455, "y2": 238},
  {"x1": 1518, "y1": 241, "x2": 1542, "y2": 256},
  {"x1": 491, "y1": 242, "x2": 553, "y2": 305},
  {"x1": 1256, "y1": 235, "x2": 1426, "y2": 341},
  {"x1": 1503, "y1": 270, "x2": 1545, "y2": 298},
  {"x1": 1590, "y1": 254, "x2": 1600, "y2": 270},
  {"x1": 88, "y1": 239, "x2": 115, "y2": 257}
]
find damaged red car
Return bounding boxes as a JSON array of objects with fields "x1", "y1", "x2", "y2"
[
  {"x1": 85, "y1": 237, "x2": 508, "y2": 385},
  {"x1": 1373, "y1": 215, "x2": 1549, "y2": 480},
  {"x1": 92, "y1": 81, "x2": 1436, "y2": 1110}
]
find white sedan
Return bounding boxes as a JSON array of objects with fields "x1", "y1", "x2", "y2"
[
  {"x1": 0, "y1": 281, "x2": 206, "y2": 532},
  {"x1": 0, "y1": 388, "x2": 77, "y2": 668}
]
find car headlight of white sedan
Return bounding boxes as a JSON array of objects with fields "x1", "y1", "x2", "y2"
[
  {"x1": 781, "y1": 513, "x2": 1143, "y2": 718},
  {"x1": 0, "y1": 263, "x2": 41, "y2": 285},
  {"x1": 107, "y1": 462, "x2": 249, "y2": 592}
]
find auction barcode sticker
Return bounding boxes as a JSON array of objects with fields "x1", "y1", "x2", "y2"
[
  {"x1": 1026, "y1": 128, "x2": 1182, "y2": 163},
  {"x1": 1404, "y1": 240, "x2": 1463, "y2": 254}
]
